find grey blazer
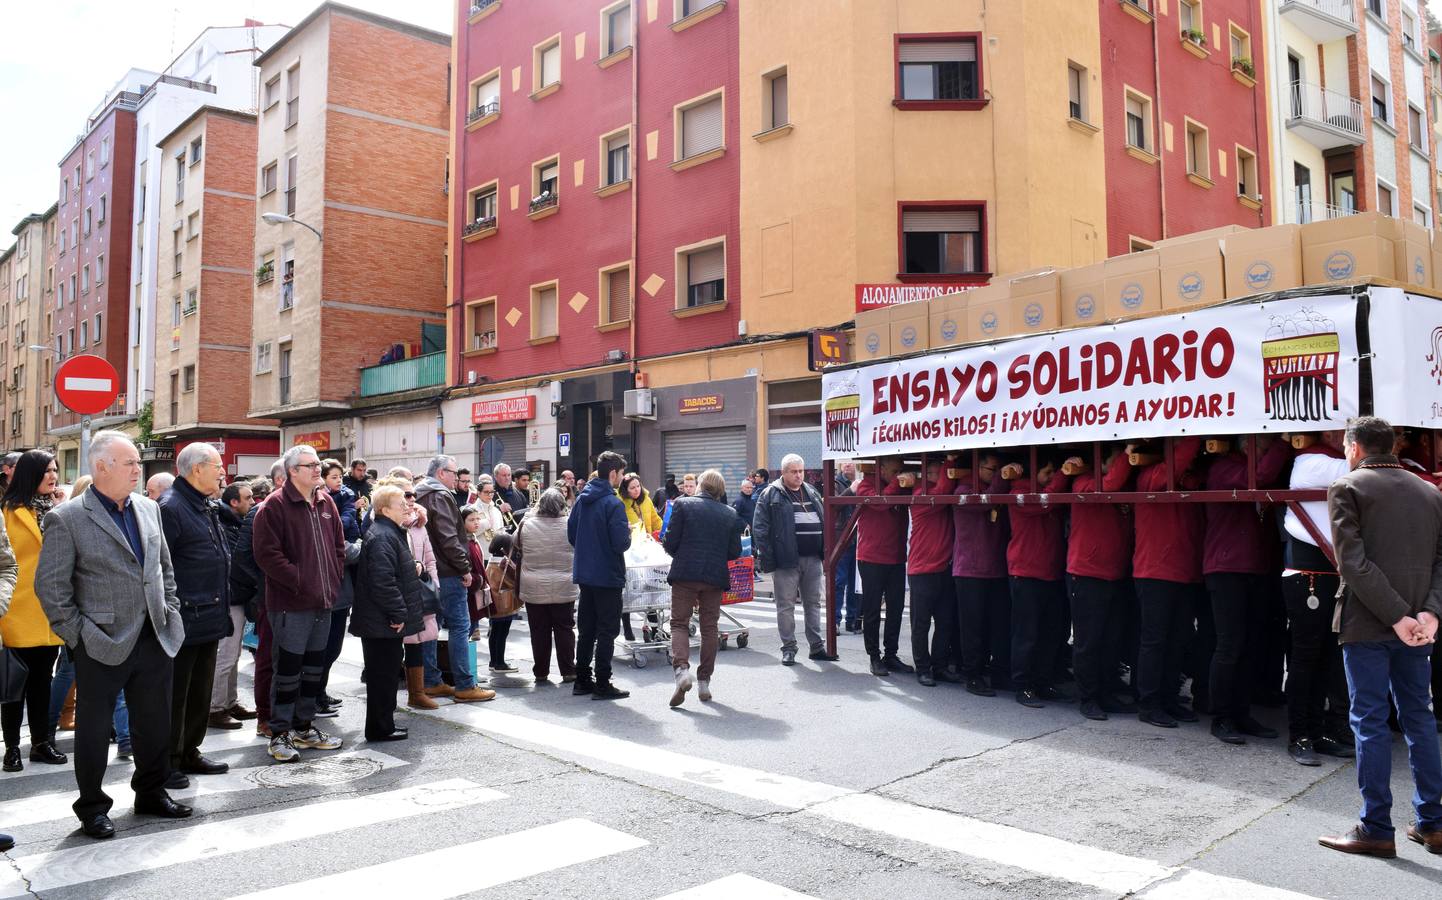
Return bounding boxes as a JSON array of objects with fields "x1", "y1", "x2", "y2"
[{"x1": 36, "y1": 489, "x2": 184, "y2": 665}]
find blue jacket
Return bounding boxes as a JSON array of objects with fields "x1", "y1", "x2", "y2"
[
  {"x1": 568, "y1": 476, "x2": 632, "y2": 588},
  {"x1": 663, "y1": 492, "x2": 743, "y2": 588},
  {"x1": 730, "y1": 491, "x2": 756, "y2": 526}
]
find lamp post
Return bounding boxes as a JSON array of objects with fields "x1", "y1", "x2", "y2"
[{"x1": 261, "y1": 212, "x2": 323, "y2": 242}]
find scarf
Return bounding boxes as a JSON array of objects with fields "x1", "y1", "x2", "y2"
[{"x1": 30, "y1": 493, "x2": 55, "y2": 535}]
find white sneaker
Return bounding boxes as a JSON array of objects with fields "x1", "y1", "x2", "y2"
[
  {"x1": 669, "y1": 666, "x2": 694, "y2": 707},
  {"x1": 292, "y1": 727, "x2": 342, "y2": 750},
  {"x1": 697, "y1": 680, "x2": 712, "y2": 702},
  {"x1": 269, "y1": 732, "x2": 299, "y2": 762}
]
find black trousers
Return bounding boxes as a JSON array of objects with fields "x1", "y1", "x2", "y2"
[
  {"x1": 576, "y1": 585, "x2": 623, "y2": 683},
  {"x1": 318, "y1": 606, "x2": 350, "y2": 696},
  {"x1": 2, "y1": 644, "x2": 59, "y2": 747},
  {"x1": 361, "y1": 637, "x2": 403, "y2": 739},
  {"x1": 909, "y1": 571, "x2": 955, "y2": 675},
  {"x1": 1135, "y1": 578, "x2": 1202, "y2": 712},
  {"x1": 1186, "y1": 589, "x2": 1215, "y2": 713},
  {"x1": 1009, "y1": 577, "x2": 1067, "y2": 691},
  {"x1": 1282, "y1": 573, "x2": 1350, "y2": 742},
  {"x1": 858, "y1": 561, "x2": 905, "y2": 660},
  {"x1": 169, "y1": 640, "x2": 217, "y2": 767},
  {"x1": 404, "y1": 642, "x2": 424, "y2": 667},
  {"x1": 72, "y1": 625, "x2": 173, "y2": 821},
  {"x1": 1205, "y1": 572, "x2": 1270, "y2": 722},
  {"x1": 954, "y1": 576, "x2": 1011, "y2": 683},
  {"x1": 1069, "y1": 576, "x2": 1127, "y2": 704},
  {"x1": 488, "y1": 616, "x2": 513, "y2": 667}
]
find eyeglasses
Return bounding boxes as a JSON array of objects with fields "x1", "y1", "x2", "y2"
[
  {"x1": 295, "y1": 462, "x2": 322, "y2": 470},
  {"x1": 403, "y1": 492, "x2": 416, "y2": 499}
]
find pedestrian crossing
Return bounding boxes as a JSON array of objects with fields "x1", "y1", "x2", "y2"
[{"x1": 659, "y1": 873, "x2": 818, "y2": 899}]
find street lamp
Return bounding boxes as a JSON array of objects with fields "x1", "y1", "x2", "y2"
[
  {"x1": 27, "y1": 344, "x2": 54, "y2": 355},
  {"x1": 261, "y1": 212, "x2": 323, "y2": 242}
]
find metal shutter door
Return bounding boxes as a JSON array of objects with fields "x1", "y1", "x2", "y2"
[
  {"x1": 687, "y1": 245, "x2": 724, "y2": 285},
  {"x1": 607, "y1": 268, "x2": 630, "y2": 323},
  {"x1": 898, "y1": 41, "x2": 976, "y2": 63},
  {"x1": 663, "y1": 427, "x2": 749, "y2": 495},
  {"x1": 682, "y1": 97, "x2": 723, "y2": 158},
  {"x1": 902, "y1": 209, "x2": 979, "y2": 232},
  {"x1": 477, "y1": 426, "x2": 528, "y2": 474}
]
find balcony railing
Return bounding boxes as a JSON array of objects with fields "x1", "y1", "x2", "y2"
[
  {"x1": 470, "y1": 0, "x2": 499, "y2": 15},
  {"x1": 528, "y1": 193, "x2": 558, "y2": 214},
  {"x1": 463, "y1": 216, "x2": 496, "y2": 236},
  {"x1": 1286, "y1": 190, "x2": 1359, "y2": 225},
  {"x1": 1279, "y1": 0, "x2": 1359, "y2": 42},
  {"x1": 467, "y1": 101, "x2": 499, "y2": 124},
  {"x1": 359, "y1": 351, "x2": 446, "y2": 397},
  {"x1": 1286, "y1": 81, "x2": 1365, "y2": 149}
]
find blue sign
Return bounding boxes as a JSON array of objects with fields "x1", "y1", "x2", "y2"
[
  {"x1": 559, "y1": 432, "x2": 570, "y2": 453},
  {"x1": 1324, "y1": 250, "x2": 1355, "y2": 281}
]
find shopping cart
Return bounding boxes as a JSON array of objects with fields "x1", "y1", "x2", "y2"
[{"x1": 718, "y1": 556, "x2": 753, "y2": 650}]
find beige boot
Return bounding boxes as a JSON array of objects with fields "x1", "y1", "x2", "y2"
[
  {"x1": 59, "y1": 684, "x2": 77, "y2": 731},
  {"x1": 406, "y1": 667, "x2": 438, "y2": 710},
  {"x1": 423, "y1": 682, "x2": 454, "y2": 698}
]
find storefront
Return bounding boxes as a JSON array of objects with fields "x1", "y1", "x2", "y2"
[
  {"x1": 633, "y1": 377, "x2": 756, "y2": 494},
  {"x1": 442, "y1": 388, "x2": 558, "y2": 481},
  {"x1": 172, "y1": 433, "x2": 280, "y2": 481},
  {"x1": 765, "y1": 377, "x2": 823, "y2": 476},
  {"x1": 359, "y1": 406, "x2": 442, "y2": 478},
  {"x1": 557, "y1": 370, "x2": 632, "y2": 479},
  {"x1": 281, "y1": 419, "x2": 357, "y2": 467}
]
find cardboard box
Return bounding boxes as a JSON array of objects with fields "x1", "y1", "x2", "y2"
[
  {"x1": 1060, "y1": 262, "x2": 1106, "y2": 326},
  {"x1": 1432, "y1": 228, "x2": 1442, "y2": 293},
  {"x1": 1301, "y1": 212, "x2": 1397, "y2": 285},
  {"x1": 965, "y1": 278, "x2": 1012, "y2": 341},
  {"x1": 1103, "y1": 249, "x2": 1162, "y2": 318},
  {"x1": 1393, "y1": 218, "x2": 1431, "y2": 288},
  {"x1": 854, "y1": 307, "x2": 890, "y2": 361},
  {"x1": 888, "y1": 300, "x2": 930, "y2": 355},
  {"x1": 1157, "y1": 235, "x2": 1227, "y2": 309},
  {"x1": 1222, "y1": 224, "x2": 1303, "y2": 297},
  {"x1": 1153, "y1": 224, "x2": 1249, "y2": 247},
  {"x1": 1009, "y1": 270, "x2": 1061, "y2": 334},
  {"x1": 928, "y1": 291, "x2": 969, "y2": 348}
]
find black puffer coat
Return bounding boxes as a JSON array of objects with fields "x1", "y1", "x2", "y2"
[
  {"x1": 662, "y1": 490, "x2": 744, "y2": 589},
  {"x1": 158, "y1": 476, "x2": 234, "y2": 645},
  {"x1": 349, "y1": 515, "x2": 424, "y2": 639}
]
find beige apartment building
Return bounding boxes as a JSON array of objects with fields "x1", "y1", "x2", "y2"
[{"x1": 0, "y1": 206, "x2": 58, "y2": 450}]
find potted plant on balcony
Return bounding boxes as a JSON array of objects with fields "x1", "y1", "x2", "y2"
[
  {"x1": 255, "y1": 261, "x2": 274, "y2": 284},
  {"x1": 528, "y1": 190, "x2": 557, "y2": 213},
  {"x1": 1232, "y1": 57, "x2": 1254, "y2": 78},
  {"x1": 1182, "y1": 28, "x2": 1204, "y2": 44}
]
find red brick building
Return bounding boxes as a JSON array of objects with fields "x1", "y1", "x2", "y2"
[{"x1": 1101, "y1": 0, "x2": 1272, "y2": 255}]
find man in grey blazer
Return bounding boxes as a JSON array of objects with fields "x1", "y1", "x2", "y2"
[{"x1": 36, "y1": 431, "x2": 192, "y2": 839}]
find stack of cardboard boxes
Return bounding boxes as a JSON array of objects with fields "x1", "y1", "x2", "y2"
[{"x1": 853, "y1": 212, "x2": 1436, "y2": 363}]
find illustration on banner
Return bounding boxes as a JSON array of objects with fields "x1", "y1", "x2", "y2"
[
  {"x1": 824, "y1": 371, "x2": 860, "y2": 456},
  {"x1": 1261, "y1": 307, "x2": 1339, "y2": 422}
]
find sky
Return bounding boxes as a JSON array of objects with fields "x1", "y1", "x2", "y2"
[{"x1": 0, "y1": 0, "x2": 453, "y2": 244}]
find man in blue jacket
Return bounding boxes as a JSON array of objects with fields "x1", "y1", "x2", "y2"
[{"x1": 568, "y1": 451, "x2": 633, "y2": 699}]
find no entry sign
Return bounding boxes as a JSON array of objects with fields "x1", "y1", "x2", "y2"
[{"x1": 55, "y1": 354, "x2": 121, "y2": 415}]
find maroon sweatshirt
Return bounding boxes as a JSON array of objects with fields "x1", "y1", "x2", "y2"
[
  {"x1": 1005, "y1": 470, "x2": 1070, "y2": 581},
  {"x1": 1202, "y1": 439, "x2": 1292, "y2": 575},
  {"x1": 1066, "y1": 456, "x2": 1135, "y2": 581},
  {"x1": 905, "y1": 468, "x2": 957, "y2": 575},
  {"x1": 853, "y1": 474, "x2": 907, "y2": 565},
  {"x1": 1132, "y1": 436, "x2": 1204, "y2": 583},
  {"x1": 952, "y1": 469, "x2": 1009, "y2": 579}
]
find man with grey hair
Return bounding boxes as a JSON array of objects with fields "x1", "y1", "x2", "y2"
[
  {"x1": 37, "y1": 431, "x2": 191, "y2": 838},
  {"x1": 157, "y1": 442, "x2": 232, "y2": 786},
  {"x1": 241, "y1": 459, "x2": 286, "y2": 736},
  {"x1": 752, "y1": 454, "x2": 834, "y2": 666},
  {"x1": 146, "y1": 471, "x2": 174, "y2": 501},
  {"x1": 252, "y1": 445, "x2": 348, "y2": 761},
  {"x1": 493, "y1": 463, "x2": 528, "y2": 519}
]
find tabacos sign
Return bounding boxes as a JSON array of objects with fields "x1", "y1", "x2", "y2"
[
  {"x1": 855, "y1": 283, "x2": 963, "y2": 312},
  {"x1": 679, "y1": 394, "x2": 724, "y2": 415}
]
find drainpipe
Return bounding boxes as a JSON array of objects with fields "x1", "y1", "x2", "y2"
[
  {"x1": 628, "y1": 18, "x2": 640, "y2": 382},
  {"x1": 1152, "y1": 7, "x2": 1168, "y2": 240}
]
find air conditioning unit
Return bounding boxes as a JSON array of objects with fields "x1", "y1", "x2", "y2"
[
  {"x1": 623, "y1": 388, "x2": 655, "y2": 420},
  {"x1": 606, "y1": 349, "x2": 626, "y2": 363},
  {"x1": 468, "y1": 370, "x2": 478, "y2": 384}
]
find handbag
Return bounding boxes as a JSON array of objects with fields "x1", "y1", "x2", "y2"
[
  {"x1": 418, "y1": 571, "x2": 440, "y2": 616},
  {"x1": 485, "y1": 543, "x2": 521, "y2": 617},
  {"x1": 0, "y1": 647, "x2": 29, "y2": 705}
]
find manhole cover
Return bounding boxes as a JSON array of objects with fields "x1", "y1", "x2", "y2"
[{"x1": 251, "y1": 755, "x2": 383, "y2": 788}]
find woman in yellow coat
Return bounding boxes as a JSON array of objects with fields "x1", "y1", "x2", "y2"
[
  {"x1": 618, "y1": 473, "x2": 663, "y2": 536},
  {"x1": 1, "y1": 450, "x2": 64, "y2": 773}
]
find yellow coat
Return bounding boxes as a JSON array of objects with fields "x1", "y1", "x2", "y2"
[
  {"x1": 619, "y1": 491, "x2": 663, "y2": 535},
  {"x1": 0, "y1": 506, "x2": 62, "y2": 648}
]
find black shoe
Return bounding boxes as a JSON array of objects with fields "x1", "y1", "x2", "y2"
[
  {"x1": 29, "y1": 742, "x2": 67, "y2": 765},
  {"x1": 134, "y1": 795, "x2": 193, "y2": 819},
  {"x1": 1165, "y1": 703, "x2": 1199, "y2": 723},
  {"x1": 1289, "y1": 738, "x2": 1322, "y2": 767},
  {"x1": 367, "y1": 729, "x2": 409, "y2": 742},
  {"x1": 868, "y1": 657, "x2": 888, "y2": 677},
  {"x1": 966, "y1": 678, "x2": 997, "y2": 697},
  {"x1": 313, "y1": 703, "x2": 340, "y2": 719},
  {"x1": 1211, "y1": 718, "x2": 1247, "y2": 745},
  {"x1": 80, "y1": 814, "x2": 115, "y2": 839},
  {"x1": 164, "y1": 771, "x2": 190, "y2": 790},
  {"x1": 1100, "y1": 695, "x2": 1138, "y2": 714},
  {"x1": 1080, "y1": 700, "x2": 1108, "y2": 721},
  {"x1": 845, "y1": 620, "x2": 860, "y2": 633},
  {"x1": 809, "y1": 648, "x2": 839, "y2": 661},
  {"x1": 918, "y1": 672, "x2": 936, "y2": 687},
  {"x1": 1036, "y1": 686, "x2": 1073, "y2": 703},
  {"x1": 572, "y1": 677, "x2": 595, "y2": 696},
  {"x1": 1139, "y1": 709, "x2": 1178, "y2": 729},
  {"x1": 180, "y1": 754, "x2": 230, "y2": 775},
  {"x1": 935, "y1": 668, "x2": 964, "y2": 684},
  {"x1": 781, "y1": 648, "x2": 797, "y2": 666},
  {"x1": 1315, "y1": 736, "x2": 1357, "y2": 759},
  {"x1": 0, "y1": 832, "x2": 12, "y2": 852},
  {"x1": 1237, "y1": 717, "x2": 1278, "y2": 739},
  {"x1": 321, "y1": 695, "x2": 343, "y2": 707},
  {"x1": 592, "y1": 682, "x2": 630, "y2": 700},
  {"x1": 881, "y1": 655, "x2": 914, "y2": 674},
  {"x1": 1015, "y1": 689, "x2": 1045, "y2": 709},
  {"x1": 490, "y1": 662, "x2": 519, "y2": 674},
  {"x1": 3, "y1": 747, "x2": 22, "y2": 772}
]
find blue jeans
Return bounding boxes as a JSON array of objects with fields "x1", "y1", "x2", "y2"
[
  {"x1": 834, "y1": 542, "x2": 858, "y2": 623},
  {"x1": 1343, "y1": 639, "x2": 1442, "y2": 838},
  {"x1": 430, "y1": 576, "x2": 475, "y2": 691},
  {"x1": 48, "y1": 648, "x2": 130, "y2": 747}
]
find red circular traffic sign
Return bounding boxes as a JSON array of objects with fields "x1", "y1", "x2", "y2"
[{"x1": 54, "y1": 354, "x2": 121, "y2": 415}]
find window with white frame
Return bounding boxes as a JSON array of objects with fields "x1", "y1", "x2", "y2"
[
  {"x1": 1125, "y1": 90, "x2": 1152, "y2": 151},
  {"x1": 1410, "y1": 104, "x2": 1426, "y2": 151},
  {"x1": 97, "y1": 194, "x2": 107, "y2": 224},
  {"x1": 677, "y1": 0, "x2": 723, "y2": 18},
  {"x1": 80, "y1": 265, "x2": 89, "y2": 295},
  {"x1": 190, "y1": 137, "x2": 202, "y2": 165},
  {"x1": 1402, "y1": 9, "x2": 1417, "y2": 51},
  {"x1": 603, "y1": 1, "x2": 631, "y2": 56},
  {"x1": 1236, "y1": 146, "x2": 1259, "y2": 199},
  {"x1": 531, "y1": 283, "x2": 558, "y2": 339},
  {"x1": 264, "y1": 75, "x2": 280, "y2": 109},
  {"x1": 681, "y1": 242, "x2": 725, "y2": 307},
  {"x1": 1185, "y1": 120, "x2": 1210, "y2": 179},
  {"x1": 470, "y1": 184, "x2": 497, "y2": 228},
  {"x1": 100, "y1": 137, "x2": 110, "y2": 168},
  {"x1": 85, "y1": 151, "x2": 95, "y2": 180},
  {"x1": 764, "y1": 68, "x2": 789, "y2": 130},
  {"x1": 95, "y1": 254, "x2": 104, "y2": 283},
  {"x1": 677, "y1": 93, "x2": 724, "y2": 160},
  {"x1": 278, "y1": 344, "x2": 292, "y2": 405},
  {"x1": 286, "y1": 64, "x2": 300, "y2": 128},
  {"x1": 604, "y1": 131, "x2": 630, "y2": 185},
  {"x1": 184, "y1": 287, "x2": 197, "y2": 315},
  {"x1": 187, "y1": 212, "x2": 200, "y2": 241},
  {"x1": 1378, "y1": 181, "x2": 1396, "y2": 215},
  {"x1": 533, "y1": 159, "x2": 559, "y2": 208},
  {"x1": 83, "y1": 207, "x2": 92, "y2": 236},
  {"x1": 1068, "y1": 62, "x2": 1088, "y2": 122},
  {"x1": 467, "y1": 299, "x2": 497, "y2": 351},
  {"x1": 1179, "y1": 0, "x2": 1200, "y2": 36},
  {"x1": 175, "y1": 150, "x2": 186, "y2": 203},
  {"x1": 1372, "y1": 74, "x2": 1389, "y2": 122},
  {"x1": 285, "y1": 155, "x2": 298, "y2": 215},
  {"x1": 261, "y1": 162, "x2": 277, "y2": 195},
  {"x1": 183, "y1": 365, "x2": 195, "y2": 393},
  {"x1": 472, "y1": 74, "x2": 500, "y2": 118},
  {"x1": 256, "y1": 341, "x2": 273, "y2": 373},
  {"x1": 536, "y1": 38, "x2": 561, "y2": 91},
  {"x1": 79, "y1": 319, "x2": 88, "y2": 347}
]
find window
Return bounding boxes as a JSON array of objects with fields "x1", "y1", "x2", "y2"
[
  {"x1": 535, "y1": 37, "x2": 561, "y2": 92},
  {"x1": 187, "y1": 212, "x2": 200, "y2": 240},
  {"x1": 1378, "y1": 181, "x2": 1396, "y2": 215},
  {"x1": 532, "y1": 158, "x2": 560, "y2": 211},
  {"x1": 93, "y1": 313, "x2": 101, "y2": 341},
  {"x1": 681, "y1": 242, "x2": 725, "y2": 307},
  {"x1": 79, "y1": 319, "x2": 88, "y2": 348},
  {"x1": 172, "y1": 296, "x2": 182, "y2": 327},
  {"x1": 1126, "y1": 90, "x2": 1153, "y2": 152},
  {"x1": 85, "y1": 151, "x2": 95, "y2": 180},
  {"x1": 58, "y1": 224, "x2": 67, "y2": 255},
  {"x1": 137, "y1": 162, "x2": 146, "y2": 221},
  {"x1": 264, "y1": 75, "x2": 280, "y2": 109},
  {"x1": 677, "y1": 92, "x2": 724, "y2": 160},
  {"x1": 100, "y1": 137, "x2": 110, "y2": 168},
  {"x1": 764, "y1": 68, "x2": 789, "y2": 130},
  {"x1": 1410, "y1": 104, "x2": 1426, "y2": 151},
  {"x1": 603, "y1": 1, "x2": 631, "y2": 55},
  {"x1": 1228, "y1": 23, "x2": 1251, "y2": 69},
  {"x1": 175, "y1": 151, "x2": 186, "y2": 203},
  {"x1": 258, "y1": 251, "x2": 275, "y2": 283},
  {"x1": 1372, "y1": 74, "x2": 1389, "y2": 122},
  {"x1": 1185, "y1": 120, "x2": 1210, "y2": 180},
  {"x1": 69, "y1": 220, "x2": 76, "y2": 248},
  {"x1": 190, "y1": 137, "x2": 203, "y2": 165},
  {"x1": 285, "y1": 155, "x2": 298, "y2": 215},
  {"x1": 80, "y1": 265, "x2": 89, "y2": 295},
  {"x1": 1067, "y1": 63, "x2": 1088, "y2": 122},
  {"x1": 1179, "y1": 0, "x2": 1200, "y2": 35},
  {"x1": 1236, "y1": 146, "x2": 1258, "y2": 199},
  {"x1": 897, "y1": 37, "x2": 979, "y2": 103},
  {"x1": 1402, "y1": 9, "x2": 1416, "y2": 51},
  {"x1": 530, "y1": 283, "x2": 558, "y2": 339},
  {"x1": 471, "y1": 74, "x2": 500, "y2": 120},
  {"x1": 1130, "y1": 237, "x2": 1154, "y2": 252},
  {"x1": 678, "y1": 0, "x2": 723, "y2": 17},
  {"x1": 1366, "y1": 0, "x2": 1382, "y2": 17},
  {"x1": 467, "y1": 299, "x2": 497, "y2": 351},
  {"x1": 604, "y1": 131, "x2": 630, "y2": 185},
  {"x1": 169, "y1": 372, "x2": 179, "y2": 423},
  {"x1": 602, "y1": 264, "x2": 631, "y2": 324},
  {"x1": 68, "y1": 274, "x2": 76, "y2": 303},
  {"x1": 286, "y1": 64, "x2": 300, "y2": 128},
  {"x1": 467, "y1": 184, "x2": 498, "y2": 234},
  {"x1": 83, "y1": 207, "x2": 92, "y2": 236},
  {"x1": 95, "y1": 254, "x2": 104, "y2": 283},
  {"x1": 61, "y1": 177, "x2": 68, "y2": 206},
  {"x1": 97, "y1": 194, "x2": 106, "y2": 224},
  {"x1": 173, "y1": 226, "x2": 183, "y2": 276},
  {"x1": 278, "y1": 345, "x2": 292, "y2": 404},
  {"x1": 184, "y1": 288, "x2": 198, "y2": 315},
  {"x1": 1415, "y1": 204, "x2": 1429, "y2": 227},
  {"x1": 280, "y1": 243, "x2": 295, "y2": 310},
  {"x1": 256, "y1": 341, "x2": 273, "y2": 374},
  {"x1": 182, "y1": 365, "x2": 196, "y2": 392},
  {"x1": 902, "y1": 206, "x2": 983, "y2": 276},
  {"x1": 261, "y1": 162, "x2": 278, "y2": 195},
  {"x1": 67, "y1": 328, "x2": 74, "y2": 356}
]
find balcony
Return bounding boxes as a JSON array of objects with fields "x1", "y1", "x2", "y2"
[
  {"x1": 359, "y1": 351, "x2": 445, "y2": 397},
  {"x1": 1286, "y1": 81, "x2": 1365, "y2": 150},
  {"x1": 467, "y1": 101, "x2": 499, "y2": 127},
  {"x1": 1285, "y1": 190, "x2": 1359, "y2": 225},
  {"x1": 1279, "y1": 0, "x2": 1359, "y2": 43}
]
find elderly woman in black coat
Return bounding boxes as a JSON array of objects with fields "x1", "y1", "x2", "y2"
[{"x1": 350, "y1": 484, "x2": 424, "y2": 742}]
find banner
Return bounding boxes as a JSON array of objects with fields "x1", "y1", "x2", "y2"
[
  {"x1": 823, "y1": 294, "x2": 1362, "y2": 459},
  {"x1": 855, "y1": 283, "x2": 968, "y2": 312},
  {"x1": 1367, "y1": 289, "x2": 1442, "y2": 428}
]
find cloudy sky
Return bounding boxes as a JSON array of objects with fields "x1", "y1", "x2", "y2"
[{"x1": 0, "y1": 0, "x2": 452, "y2": 244}]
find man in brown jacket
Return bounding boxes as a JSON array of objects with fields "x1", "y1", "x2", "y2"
[{"x1": 1319, "y1": 416, "x2": 1442, "y2": 859}]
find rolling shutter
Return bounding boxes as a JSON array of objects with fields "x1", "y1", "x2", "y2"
[
  {"x1": 607, "y1": 268, "x2": 631, "y2": 323},
  {"x1": 664, "y1": 427, "x2": 749, "y2": 496},
  {"x1": 541, "y1": 43, "x2": 561, "y2": 86},
  {"x1": 477, "y1": 426, "x2": 528, "y2": 475},
  {"x1": 477, "y1": 76, "x2": 499, "y2": 108},
  {"x1": 902, "y1": 209, "x2": 979, "y2": 233},
  {"x1": 771, "y1": 74, "x2": 789, "y2": 127},
  {"x1": 535, "y1": 287, "x2": 557, "y2": 336},
  {"x1": 681, "y1": 96, "x2": 723, "y2": 158},
  {"x1": 687, "y1": 245, "x2": 724, "y2": 285},
  {"x1": 898, "y1": 40, "x2": 976, "y2": 63}
]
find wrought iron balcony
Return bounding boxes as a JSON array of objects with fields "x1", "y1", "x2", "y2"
[
  {"x1": 360, "y1": 351, "x2": 446, "y2": 397},
  {"x1": 1286, "y1": 81, "x2": 1364, "y2": 150},
  {"x1": 463, "y1": 216, "x2": 496, "y2": 236},
  {"x1": 467, "y1": 101, "x2": 499, "y2": 124},
  {"x1": 470, "y1": 0, "x2": 499, "y2": 16},
  {"x1": 528, "y1": 193, "x2": 558, "y2": 214}
]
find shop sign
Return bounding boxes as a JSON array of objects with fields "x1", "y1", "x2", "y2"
[
  {"x1": 809, "y1": 329, "x2": 849, "y2": 370},
  {"x1": 679, "y1": 394, "x2": 724, "y2": 415},
  {"x1": 292, "y1": 430, "x2": 331, "y2": 452},
  {"x1": 855, "y1": 283, "x2": 967, "y2": 312},
  {"x1": 472, "y1": 395, "x2": 536, "y2": 424}
]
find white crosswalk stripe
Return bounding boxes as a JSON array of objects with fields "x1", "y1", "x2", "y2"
[
  {"x1": 0, "y1": 749, "x2": 407, "y2": 830},
  {"x1": 658, "y1": 873, "x2": 818, "y2": 899},
  {"x1": 6, "y1": 726, "x2": 262, "y2": 780},
  {"x1": 0, "y1": 778, "x2": 504, "y2": 899},
  {"x1": 227, "y1": 818, "x2": 647, "y2": 900}
]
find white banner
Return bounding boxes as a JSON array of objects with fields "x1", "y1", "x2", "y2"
[
  {"x1": 1368, "y1": 289, "x2": 1442, "y2": 428},
  {"x1": 823, "y1": 294, "x2": 1362, "y2": 459}
]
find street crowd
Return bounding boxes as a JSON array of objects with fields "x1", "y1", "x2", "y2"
[{"x1": 0, "y1": 417, "x2": 1440, "y2": 861}]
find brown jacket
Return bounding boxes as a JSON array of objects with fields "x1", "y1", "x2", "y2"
[
  {"x1": 1327, "y1": 455, "x2": 1442, "y2": 643},
  {"x1": 252, "y1": 479, "x2": 346, "y2": 612}
]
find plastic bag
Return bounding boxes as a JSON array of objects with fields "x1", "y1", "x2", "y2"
[{"x1": 622, "y1": 525, "x2": 671, "y2": 611}]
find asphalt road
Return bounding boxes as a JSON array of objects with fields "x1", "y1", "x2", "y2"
[{"x1": 3, "y1": 597, "x2": 1441, "y2": 899}]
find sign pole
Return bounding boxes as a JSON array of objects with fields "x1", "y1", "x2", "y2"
[{"x1": 79, "y1": 415, "x2": 92, "y2": 478}]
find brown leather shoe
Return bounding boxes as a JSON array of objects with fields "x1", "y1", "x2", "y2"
[
  {"x1": 452, "y1": 686, "x2": 496, "y2": 702},
  {"x1": 207, "y1": 712, "x2": 243, "y2": 730},
  {"x1": 423, "y1": 683, "x2": 455, "y2": 698},
  {"x1": 1319, "y1": 825, "x2": 1396, "y2": 858},
  {"x1": 1407, "y1": 823, "x2": 1442, "y2": 854},
  {"x1": 227, "y1": 704, "x2": 258, "y2": 721}
]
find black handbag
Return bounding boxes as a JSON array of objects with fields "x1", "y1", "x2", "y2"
[
  {"x1": 418, "y1": 572, "x2": 441, "y2": 616},
  {"x1": 0, "y1": 648, "x2": 29, "y2": 704}
]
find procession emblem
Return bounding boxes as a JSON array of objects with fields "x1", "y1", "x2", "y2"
[{"x1": 1262, "y1": 307, "x2": 1340, "y2": 422}]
